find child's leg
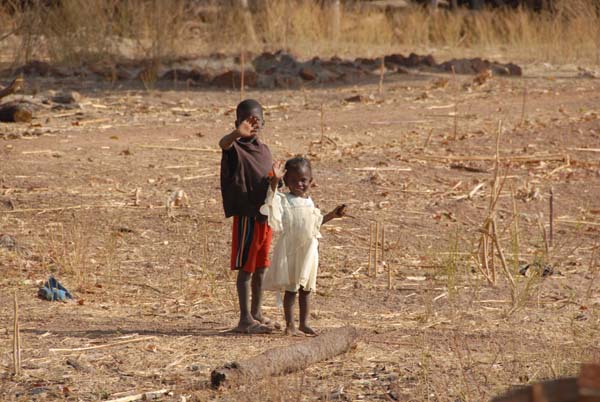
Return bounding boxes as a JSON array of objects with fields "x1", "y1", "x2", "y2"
[
  {"x1": 235, "y1": 270, "x2": 255, "y2": 331},
  {"x1": 298, "y1": 288, "x2": 317, "y2": 336},
  {"x1": 248, "y1": 221, "x2": 274, "y2": 325},
  {"x1": 250, "y1": 267, "x2": 266, "y2": 322},
  {"x1": 283, "y1": 291, "x2": 302, "y2": 336}
]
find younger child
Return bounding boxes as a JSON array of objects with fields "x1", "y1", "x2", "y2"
[
  {"x1": 260, "y1": 157, "x2": 346, "y2": 336},
  {"x1": 219, "y1": 99, "x2": 274, "y2": 334}
]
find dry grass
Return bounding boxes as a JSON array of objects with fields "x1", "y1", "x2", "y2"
[
  {"x1": 0, "y1": 0, "x2": 598, "y2": 66},
  {"x1": 0, "y1": 73, "x2": 599, "y2": 400}
]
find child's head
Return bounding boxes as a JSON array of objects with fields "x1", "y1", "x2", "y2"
[
  {"x1": 284, "y1": 156, "x2": 313, "y2": 198},
  {"x1": 235, "y1": 99, "x2": 264, "y2": 131}
]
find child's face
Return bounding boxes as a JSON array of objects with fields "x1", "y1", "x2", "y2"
[
  {"x1": 236, "y1": 111, "x2": 264, "y2": 138},
  {"x1": 284, "y1": 166, "x2": 313, "y2": 198}
]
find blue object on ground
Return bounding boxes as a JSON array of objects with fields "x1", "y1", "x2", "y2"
[{"x1": 38, "y1": 276, "x2": 73, "y2": 301}]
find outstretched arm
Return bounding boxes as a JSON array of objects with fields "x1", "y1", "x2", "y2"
[
  {"x1": 269, "y1": 160, "x2": 286, "y2": 190},
  {"x1": 218, "y1": 116, "x2": 260, "y2": 150},
  {"x1": 322, "y1": 204, "x2": 347, "y2": 225}
]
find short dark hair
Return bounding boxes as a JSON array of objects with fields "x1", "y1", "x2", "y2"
[
  {"x1": 235, "y1": 99, "x2": 264, "y2": 128},
  {"x1": 285, "y1": 156, "x2": 312, "y2": 176}
]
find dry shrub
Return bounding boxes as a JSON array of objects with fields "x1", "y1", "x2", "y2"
[
  {"x1": 4, "y1": 0, "x2": 187, "y2": 66},
  {"x1": 1, "y1": 0, "x2": 598, "y2": 65}
]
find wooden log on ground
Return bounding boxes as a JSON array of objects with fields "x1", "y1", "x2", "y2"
[
  {"x1": 0, "y1": 102, "x2": 32, "y2": 123},
  {"x1": 0, "y1": 77, "x2": 23, "y2": 100},
  {"x1": 211, "y1": 326, "x2": 359, "y2": 388}
]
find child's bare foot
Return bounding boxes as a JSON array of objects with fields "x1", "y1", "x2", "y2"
[
  {"x1": 298, "y1": 325, "x2": 317, "y2": 336},
  {"x1": 231, "y1": 321, "x2": 273, "y2": 334},
  {"x1": 284, "y1": 326, "x2": 304, "y2": 337},
  {"x1": 231, "y1": 318, "x2": 273, "y2": 334},
  {"x1": 253, "y1": 315, "x2": 282, "y2": 330}
]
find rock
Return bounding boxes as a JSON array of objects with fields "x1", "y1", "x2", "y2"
[
  {"x1": 161, "y1": 68, "x2": 210, "y2": 83},
  {"x1": 439, "y1": 58, "x2": 522, "y2": 76},
  {"x1": 519, "y1": 262, "x2": 554, "y2": 277},
  {"x1": 211, "y1": 70, "x2": 257, "y2": 88},
  {"x1": 253, "y1": 51, "x2": 301, "y2": 75},
  {"x1": 14, "y1": 60, "x2": 53, "y2": 76},
  {"x1": 299, "y1": 66, "x2": 317, "y2": 81},
  {"x1": 384, "y1": 53, "x2": 436, "y2": 69},
  {"x1": 273, "y1": 73, "x2": 302, "y2": 89},
  {"x1": 344, "y1": 95, "x2": 364, "y2": 103},
  {"x1": 0, "y1": 234, "x2": 16, "y2": 250},
  {"x1": 52, "y1": 91, "x2": 81, "y2": 104}
]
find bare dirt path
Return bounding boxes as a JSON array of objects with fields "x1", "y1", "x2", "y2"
[{"x1": 1, "y1": 66, "x2": 599, "y2": 401}]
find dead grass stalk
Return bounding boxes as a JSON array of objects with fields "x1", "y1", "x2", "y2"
[{"x1": 2, "y1": 0, "x2": 599, "y2": 65}]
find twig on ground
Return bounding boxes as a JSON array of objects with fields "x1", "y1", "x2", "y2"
[
  {"x1": 549, "y1": 187, "x2": 554, "y2": 248},
  {"x1": 50, "y1": 336, "x2": 157, "y2": 353},
  {"x1": 105, "y1": 389, "x2": 170, "y2": 402},
  {"x1": 520, "y1": 80, "x2": 528, "y2": 125},
  {"x1": 13, "y1": 291, "x2": 21, "y2": 377},
  {"x1": 138, "y1": 145, "x2": 220, "y2": 153}
]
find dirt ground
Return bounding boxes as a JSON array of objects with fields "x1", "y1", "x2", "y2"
[{"x1": 1, "y1": 62, "x2": 599, "y2": 401}]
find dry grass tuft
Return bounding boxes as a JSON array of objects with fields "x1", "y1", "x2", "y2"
[{"x1": 0, "y1": 0, "x2": 598, "y2": 66}]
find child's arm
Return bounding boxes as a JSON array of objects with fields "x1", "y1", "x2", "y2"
[
  {"x1": 269, "y1": 160, "x2": 286, "y2": 190},
  {"x1": 322, "y1": 204, "x2": 347, "y2": 225},
  {"x1": 218, "y1": 116, "x2": 260, "y2": 150}
]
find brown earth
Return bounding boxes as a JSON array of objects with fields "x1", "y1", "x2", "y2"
[{"x1": 0, "y1": 62, "x2": 599, "y2": 401}]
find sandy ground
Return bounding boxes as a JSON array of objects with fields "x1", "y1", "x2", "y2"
[{"x1": 1, "y1": 63, "x2": 599, "y2": 401}]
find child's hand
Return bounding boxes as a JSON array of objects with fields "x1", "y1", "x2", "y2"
[
  {"x1": 238, "y1": 116, "x2": 260, "y2": 138},
  {"x1": 271, "y1": 160, "x2": 286, "y2": 182},
  {"x1": 332, "y1": 204, "x2": 347, "y2": 218}
]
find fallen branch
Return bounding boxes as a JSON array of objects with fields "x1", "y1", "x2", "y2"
[
  {"x1": 105, "y1": 389, "x2": 170, "y2": 402},
  {"x1": 351, "y1": 167, "x2": 412, "y2": 172},
  {"x1": 567, "y1": 147, "x2": 600, "y2": 153},
  {"x1": 13, "y1": 292, "x2": 21, "y2": 376},
  {"x1": 0, "y1": 102, "x2": 32, "y2": 123},
  {"x1": 413, "y1": 153, "x2": 567, "y2": 163},
  {"x1": 5, "y1": 203, "x2": 140, "y2": 214},
  {"x1": 50, "y1": 336, "x2": 156, "y2": 353},
  {"x1": 556, "y1": 219, "x2": 600, "y2": 227},
  {"x1": 138, "y1": 145, "x2": 220, "y2": 153},
  {"x1": 211, "y1": 326, "x2": 359, "y2": 388}
]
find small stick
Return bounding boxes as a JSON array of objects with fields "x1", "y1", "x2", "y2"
[
  {"x1": 240, "y1": 51, "x2": 245, "y2": 101},
  {"x1": 549, "y1": 187, "x2": 554, "y2": 248},
  {"x1": 491, "y1": 219, "x2": 515, "y2": 291},
  {"x1": 134, "y1": 187, "x2": 141, "y2": 207},
  {"x1": 489, "y1": 227, "x2": 496, "y2": 284},
  {"x1": 378, "y1": 56, "x2": 385, "y2": 96},
  {"x1": 423, "y1": 128, "x2": 434, "y2": 150},
  {"x1": 105, "y1": 388, "x2": 170, "y2": 402},
  {"x1": 520, "y1": 80, "x2": 528, "y2": 126},
  {"x1": 481, "y1": 232, "x2": 490, "y2": 280},
  {"x1": 138, "y1": 145, "x2": 220, "y2": 153},
  {"x1": 50, "y1": 336, "x2": 157, "y2": 353},
  {"x1": 13, "y1": 291, "x2": 21, "y2": 376},
  {"x1": 320, "y1": 103, "x2": 325, "y2": 144},
  {"x1": 368, "y1": 222, "x2": 373, "y2": 276},
  {"x1": 511, "y1": 184, "x2": 520, "y2": 264},
  {"x1": 374, "y1": 221, "x2": 380, "y2": 277},
  {"x1": 204, "y1": 227, "x2": 209, "y2": 271},
  {"x1": 381, "y1": 223, "x2": 385, "y2": 265},
  {"x1": 451, "y1": 66, "x2": 458, "y2": 140},
  {"x1": 538, "y1": 213, "x2": 549, "y2": 255}
]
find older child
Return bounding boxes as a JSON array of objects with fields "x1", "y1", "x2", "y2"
[
  {"x1": 219, "y1": 99, "x2": 274, "y2": 334},
  {"x1": 260, "y1": 157, "x2": 346, "y2": 336}
]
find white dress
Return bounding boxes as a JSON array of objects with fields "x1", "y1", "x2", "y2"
[{"x1": 260, "y1": 187, "x2": 323, "y2": 292}]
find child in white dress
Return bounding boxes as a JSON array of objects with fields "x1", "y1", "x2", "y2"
[{"x1": 260, "y1": 157, "x2": 346, "y2": 336}]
